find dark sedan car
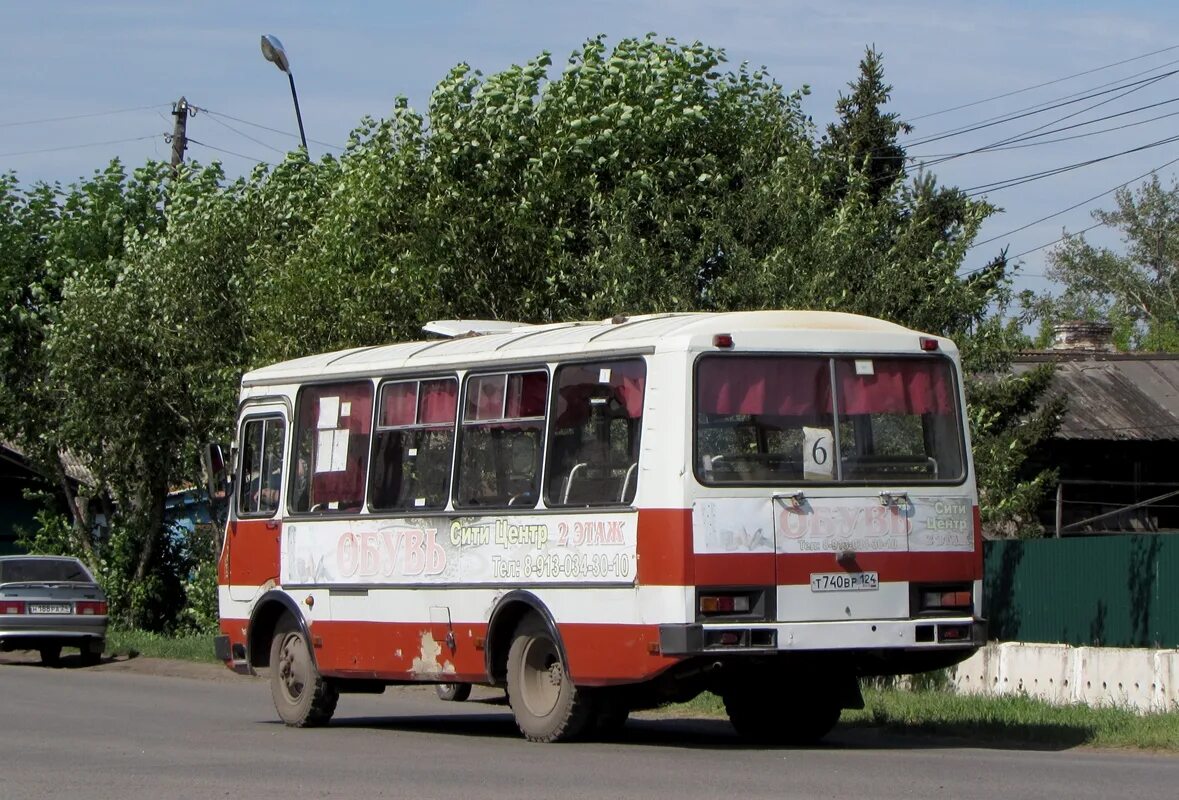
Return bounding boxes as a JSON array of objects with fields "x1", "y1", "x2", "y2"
[{"x1": 0, "y1": 555, "x2": 107, "y2": 666}]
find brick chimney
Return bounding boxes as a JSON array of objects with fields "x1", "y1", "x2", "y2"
[{"x1": 1050, "y1": 320, "x2": 1115, "y2": 352}]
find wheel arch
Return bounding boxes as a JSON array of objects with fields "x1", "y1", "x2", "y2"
[
  {"x1": 248, "y1": 590, "x2": 313, "y2": 670},
  {"x1": 484, "y1": 590, "x2": 568, "y2": 685}
]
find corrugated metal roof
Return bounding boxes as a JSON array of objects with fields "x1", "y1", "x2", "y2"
[
  {"x1": 0, "y1": 440, "x2": 95, "y2": 485},
  {"x1": 243, "y1": 310, "x2": 936, "y2": 387},
  {"x1": 1014, "y1": 352, "x2": 1179, "y2": 441}
]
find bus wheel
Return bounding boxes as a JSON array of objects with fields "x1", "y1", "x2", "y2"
[
  {"x1": 269, "y1": 616, "x2": 339, "y2": 727},
  {"x1": 506, "y1": 616, "x2": 591, "y2": 742},
  {"x1": 436, "y1": 682, "x2": 472, "y2": 702},
  {"x1": 723, "y1": 685, "x2": 841, "y2": 745}
]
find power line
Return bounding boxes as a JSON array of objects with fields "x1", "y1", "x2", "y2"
[
  {"x1": 202, "y1": 113, "x2": 287, "y2": 156},
  {"x1": 905, "y1": 44, "x2": 1179, "y2": 122},
  {"x1": 186, "y1": 137, "x2": 267, "y2": 163},
  {"x1": 904, "y1": 70, "x2": 1179, "y2": 149},
  {"x1": 915, "y1": 106, "x2": 1179, "y2": 157},
  {"x1": 960, "y1": 220, "x2": 1108, "y2": 277},
  {"x1": 0, "y1": 103, "x2": 169, "y2": 129},
  {"x1": 903, "y1": 60, "x2": 1179, "y2": 149},
  {"x1": 969, "y1": 153, "x2": 1179, "y2": 250},
  {"x1": 963, "y1": 132, "x2": 1179, "y2": 196},
  {"x1": 0, "y1": 134, "x2": 162, "y2": 159},
  {"x1": 192, "y1": 105, "x2": 344, "y2": 151},
  {"x1": 918, "y1": 86, "x2": 1179, "y2": 169}
]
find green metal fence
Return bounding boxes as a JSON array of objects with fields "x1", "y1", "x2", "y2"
[{"x1": 984, "y1": 534, "x2": 1179, "y2": 648}]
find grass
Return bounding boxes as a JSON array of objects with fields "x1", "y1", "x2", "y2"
[
  {"x1": 671, "y1": 688, "x2": 1179, "y2": 751},
  {"x1": 848, "y1": 687, "x2": 1179, "y2": 751},
  {"x1": 105, "y1": 629, "x2": 220, "y2": 663}
]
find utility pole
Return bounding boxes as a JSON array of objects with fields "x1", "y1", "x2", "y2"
[{"x1": 169, "y1": 96, "x2": 190, "y2": 168}]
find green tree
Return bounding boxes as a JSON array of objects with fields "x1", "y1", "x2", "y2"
[
  {"x1": 0, "y1": 33, "x2": 1070, "y2": 622},
  {"x1": 820, "y1": 46, "x2": 912, "y2": 205},
  {"x1": 1037, "y1": 174, "x2": 1179, "y2": 350}
]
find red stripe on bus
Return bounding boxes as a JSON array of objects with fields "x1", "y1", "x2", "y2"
[
  {"x1": 774, "y1": 550, "x2": 981, "y2": 584},
  {"x1": 693, "y1": 553, "x2": 775, "y2": 586},
  {"x1": 686, "y1": 549, "x2": 980, "y2": 587},
  {"x1": 307, "y1": 619, "x2": 677, "y2": 685},
  {"x1": 636, "y1": 508, "x2": 693, "y2": 586}
]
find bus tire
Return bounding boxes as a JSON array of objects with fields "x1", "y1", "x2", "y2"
[
  {"x1": 269, "y1": 616, "x2": 338, "y2": 727},
  {"x1": 505, "y1": 615, "x2": 591, "y2": 742},
  {"x1": 723, "y1": 685, "x2": 841, "y2": 745},
  {"x1": 436, "y1": 682, "x2": 472, "y2": 702}
]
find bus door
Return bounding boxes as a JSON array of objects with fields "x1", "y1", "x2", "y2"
[
  {"x1": 226, "y1": 404, "x2": 288, "y2": 603},
  {"x1": 773, "y1": 487, "x2": 913, "y2": 622}
]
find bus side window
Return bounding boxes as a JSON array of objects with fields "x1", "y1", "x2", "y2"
[
  {"x1": 290, "y1": 381, "x2": 374, "y2": 514},
  {"x1": 455, "y1": 370, "x2": 547, "y2": 509},
  {"x1": 238, "y1": 416, "x2": 285, "y2": 517},
  {"x1": 544, "y1": 359, "x2": 645, "y2": 507},
  {"x1": 369, "y1": 377, "x2": 458, "y2": 512}
]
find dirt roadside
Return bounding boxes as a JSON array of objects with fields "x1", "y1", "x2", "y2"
[{"x1": 0, "y1": 650, "x2": 248, "y2": 682}]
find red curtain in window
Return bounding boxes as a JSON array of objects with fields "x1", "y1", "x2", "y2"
[
  {"x1": 381, "y1": 382, "x2": 417, "y2": 427},
  {"x1": 554, "y1": 361, "x2": 646, "y2": 426},
  {"x1": 466, "y1": 375, "x2": 503, "y2": 421},
  {"x1": 835, "y1": 359, "x2": 953, "y2": 415},
  {"x1": 697, "y1": 357, "x2": 831, "y2": 416},
  {"x1": 419, "y1": 379, "x2": 457, "y2": 424},
  {"x1": 507, "y1": 372, "x2": 548, "y2": 418}
]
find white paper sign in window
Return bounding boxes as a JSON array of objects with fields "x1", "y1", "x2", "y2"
[
  {"x1": 803, "y1": 426, "x2": 835, "y2": 480},
  {"x1": 317, "y1": 396, "x2": 340, "y2": 430},
  {"x1": 314, "y1": 429, "x2": 350, "y2": 473}
]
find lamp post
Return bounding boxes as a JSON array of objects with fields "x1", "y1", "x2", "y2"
[{"x1": 260, "y1": 34, "x2": 308, "y2": 153}]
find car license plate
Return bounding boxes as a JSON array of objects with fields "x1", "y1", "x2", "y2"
[
  {"x1": 28, "y1": 603, "x2": 72, "y2": 615},
  {"x1": 810, "y1": 572, "x2": 879, "y2": 592}
]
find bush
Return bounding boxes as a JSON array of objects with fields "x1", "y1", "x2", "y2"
[{"x1": 17, "y1": 509, "x2": 217, "y2": 633}]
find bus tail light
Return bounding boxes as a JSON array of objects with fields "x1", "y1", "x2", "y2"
[
  {"x1": 76, "y1": 600, "x2": 108, "y2": 616},
  {"x1": 914, "y1": 584, "x2": 973, "y2": 615},
  {"x1": 712, "y1": 333, "x2": 734, "y2": 349},
  {"x1": 0, "y1": 600, "x2": 26, "y2": 614},
  {"x1": 919, "y1": 336, "x2": 939, "y2": 351},
  {"x1": 699, "y1": 594, "x2": 751, "y2": 614}
]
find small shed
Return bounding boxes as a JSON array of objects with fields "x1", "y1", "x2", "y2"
[
  {"x1": 1013, "y1": 322, "x2": 1179, "y2": 535},
  {"x1": 0, "y1": 442, "x2": 93, "y2": 555}
]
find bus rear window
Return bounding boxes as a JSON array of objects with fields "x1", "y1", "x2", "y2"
[{"x1": 695, "y1": 355, "x2": 964, "y2": 485}]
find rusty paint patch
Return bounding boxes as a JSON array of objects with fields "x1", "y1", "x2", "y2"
[{"x1": 410, "y1": 630, "x2": 455, "y2": 676}]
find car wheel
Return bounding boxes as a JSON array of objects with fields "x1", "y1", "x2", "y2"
[
  {"x1": 79, "y1": 647, "x2": 102, "y2": 667},
  {"x1": 505, "y1": 615, "x2": 591, "y2": 742},
  {"x1": 268, "y1": 616, "x2": 339, "y2": 727},
  {"x1": 436, "y1": 682, "x2": 472, "y2": 702},
  {"x1": 39, "y1": 645, "x2": 62, "y2": 667}
]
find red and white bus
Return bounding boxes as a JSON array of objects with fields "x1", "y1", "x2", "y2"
[{"x1": 213, "y1": 311, "x2": 985, "y2": 743}]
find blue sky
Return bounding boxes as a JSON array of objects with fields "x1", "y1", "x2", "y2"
[{"x1": 4, "y1": 1, "x2": 1179, "y2": 300}]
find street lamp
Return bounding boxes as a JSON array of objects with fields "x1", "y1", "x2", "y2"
[{"x1": 260, "y1": 34, "x2": 309, "y2": 153}]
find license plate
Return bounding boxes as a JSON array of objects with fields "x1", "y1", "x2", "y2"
[
  {"x1": 810, "y1": 572, "x2": 879, "y2": 592},
  {"x1": 28, "y1": 603, "x2": 72, "y2": 615}
]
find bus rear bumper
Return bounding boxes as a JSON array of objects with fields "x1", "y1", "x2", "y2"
[{"x1": 659, "y1": 617, "x2": 987, "y2": 656}]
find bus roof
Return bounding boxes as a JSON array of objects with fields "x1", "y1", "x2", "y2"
[{"x1": 242, "y1": 310, "x2": 947, "y2": 387}]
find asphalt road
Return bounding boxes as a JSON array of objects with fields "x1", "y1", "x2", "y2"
[{"x1": 1, "y1": 656, "x2": 1177, "y2": 800}]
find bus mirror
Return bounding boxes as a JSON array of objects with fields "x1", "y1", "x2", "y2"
[{"x1": 201, "y1": 443, "x2": 230, "y2": 504}]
